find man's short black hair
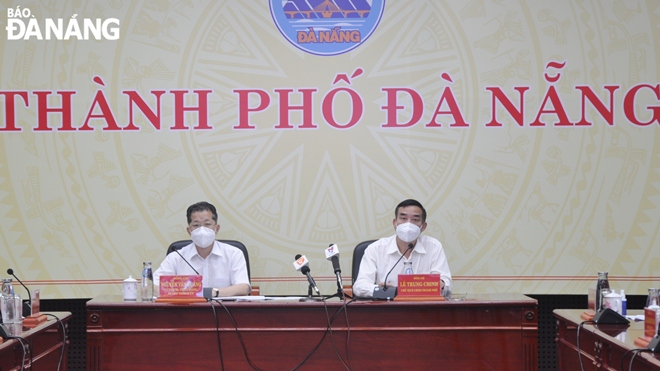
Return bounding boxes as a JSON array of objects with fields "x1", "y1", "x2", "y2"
[
  {"x1": 394, "y1": 199, "x2": 426, "y2": 223},
  {"x1": 186, "y1": 201, "x2": 218, "y2": 224}
]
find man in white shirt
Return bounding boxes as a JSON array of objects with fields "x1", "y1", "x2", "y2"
[
  {"x1": 352, "y1": 199, "x2": 452, "y2": 298},
  {"x1": 154, "y1": 201, "x2": 251, "y2": 297}
]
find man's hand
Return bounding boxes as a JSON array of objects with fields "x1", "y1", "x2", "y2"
[{"x1": 212, "y1": 284, "x2": 251, "y2": 297}]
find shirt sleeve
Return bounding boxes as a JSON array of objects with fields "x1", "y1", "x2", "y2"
[
  {"x1": 352, "y1": 242, "x2": 379, "y2": 297},
  {"x1": 153, "y1": 253, "x2": 178, "y2": 287},
  {"x1": 428, "y1": 239, "x2": 452, "y2": 293},
  {"x1": 227, "y1": 248, "x2": 251, "y2": 289}
]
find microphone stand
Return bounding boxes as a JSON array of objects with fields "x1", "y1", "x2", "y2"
[
  {"x1": 7, "y1": 269, "x2": 32, "y2": 316},
  {"x1": 324, "y1": 272, "x2": 351, "y2": 300},
  {"x1": 325, "y1": 287, "x2": 351, "y2": 301},
  {"x1": 324, "y1": 287, "x2": 343, "y2": 300},
  {"x1": 300, "y1": 283, "x2": 321, "y2": 302}
]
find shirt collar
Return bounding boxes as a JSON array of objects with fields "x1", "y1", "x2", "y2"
[
  {"x1": 387, "y1": 235, "x2": 427, "y2": 255},
  {"x1": 185, "y1": 240, "x2": 220, "y2": 260}
]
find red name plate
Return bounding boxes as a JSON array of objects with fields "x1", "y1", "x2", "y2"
[
  {"x1": 397, "y1": 274, "x2": 441, "y2": 297},
  {"x1": 645, "y1": 308, "x2": 659, "y2": 338},
  {"x1": 159, "y1": 275, "x2": 203, "y2": 298}
]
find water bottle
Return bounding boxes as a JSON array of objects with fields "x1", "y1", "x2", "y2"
[
  {"x1": 595, "y1": 272, "x2": 610, "y2": 311},
  {"x1": 620, "y1": 289, "x2": 627, "y2": 316},
  {"x1": 1, "y1": 278, "x2": 16, "y2": 323},
  {"x1": 403, "y1": 261, "x2": 413, "y2": 274},
  {"x1": 13, "y1": 294, "x2": 22, "y2": 321},
  {"x1": 647, "y1": 288, "x2": 660, "y2": 308},
  {"x1": 141, "y1": 262, "x2": 153, "y2": 302}
]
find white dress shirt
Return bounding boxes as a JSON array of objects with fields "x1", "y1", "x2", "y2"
[
  {"x1": 352, "y1": 235, "x2": 452, "y2": 298},
  {"x1": 153, "y1": 241, "x2": 250, "y2": 290}
]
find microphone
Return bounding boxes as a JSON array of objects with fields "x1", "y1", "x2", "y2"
[
  {"x1": 372, "y1": 243, "x2": 414, "y2": 300},
  {"x1": 382, "y1": 243, "x2": 414, "y2": 290},
  {"x1": 592, "y1": 307, "x2": 629, "y2": 324},
  {"x1": 174, "y1": 249, "x2": 200, "y2": 275},
  {"x1": 293, "y1": 254, "x2": 320, "y2": 295},
  {"x1": 649, "y1": 326, "x2": 660, "y2": 352},
  {"x1": 174, "y1": 249, "x2": 214, "y2": 300},
  {"x1": 7, "y1": 268, "x2": 32, "y2": 316},
  {"x1": 325, "y1": 244, "x2": 343, "y2": 295}
]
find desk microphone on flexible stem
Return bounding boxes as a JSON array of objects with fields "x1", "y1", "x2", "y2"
[
  {"x1": 372, "y1": 243, "x2": 414, "y2": 300},
  {"x1": 7, "y1": 268, "x2": 31, "y2": 316},
  {"x1": 592, "y1": 307, "x2": 629, "y2": 324},
  {"x1": 173, "y1": 250, "x2": 215, "y2": 300},
  {"x1": 293, "y1": 254, "x2": 320, "y2": 299},
  {"x1": 174, "y1": 249, "x2": 199, "y2": 275},
  {"x1": 325, "y1": 244, "x2": 344, "y2": 299},
  {"x1": 649, "y1": 327, "x2": 660, "y2": 352}
]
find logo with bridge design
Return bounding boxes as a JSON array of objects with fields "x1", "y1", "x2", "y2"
[{"x1": 270, "y1": 0, "x2": 385, "y2": 56}]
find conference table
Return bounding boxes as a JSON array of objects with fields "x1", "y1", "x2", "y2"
[
  {"x1": 0, "y1": 311, "x2": 70, "y2": 371},
  {"x1": 554, "y1": 309, "x2": 660, "y2": 371},
  {"x1": 87, "y1": 293, "x2": 537, "y2": 370}
]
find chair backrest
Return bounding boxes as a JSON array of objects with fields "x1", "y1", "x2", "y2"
[
  {"x1": 352, "y1": 240, "x2": 376, "y2": 284},
  {"x1": 166, "y1": 239, "x2": 251, "y2": 279}
]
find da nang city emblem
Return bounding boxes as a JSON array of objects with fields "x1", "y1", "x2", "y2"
[{"x1": 270, "y1": 0, "x2": 385, "y2": 56}]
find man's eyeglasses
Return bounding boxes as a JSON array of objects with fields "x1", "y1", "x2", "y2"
[{"x1": 189, "y1": 223, "x2": 216, "y2": 230}]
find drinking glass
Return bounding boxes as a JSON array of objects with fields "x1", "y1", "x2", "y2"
[{"x1": 647, "y1": 288, "x2": 660, "y2": 308}]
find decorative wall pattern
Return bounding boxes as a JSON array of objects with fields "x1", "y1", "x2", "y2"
[{"x1": 1, "y1": 0, "x2": 658, "y2": 298}]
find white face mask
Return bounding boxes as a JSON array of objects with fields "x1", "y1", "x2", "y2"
[
  {"x1": 190, "y1": 226, "x2": 216, "y2": 248},
  {"x1": 396, "y1": 222, "x2": 421, "y2": 243}
]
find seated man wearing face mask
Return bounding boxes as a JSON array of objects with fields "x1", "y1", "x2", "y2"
[
  {"x1": 352, "y1": 199, "x2": 452, "y2": 298},
  {"x1": 153, "y1": 201, "x2": 251, "y2": 297}
]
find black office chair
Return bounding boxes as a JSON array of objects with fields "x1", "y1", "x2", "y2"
[
  {"x1": 352, "y1": 240, "x2": 376, "y2": 284},
  {"x1": 166, "y1": 239, "x2": 251, "y2": 279}
]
